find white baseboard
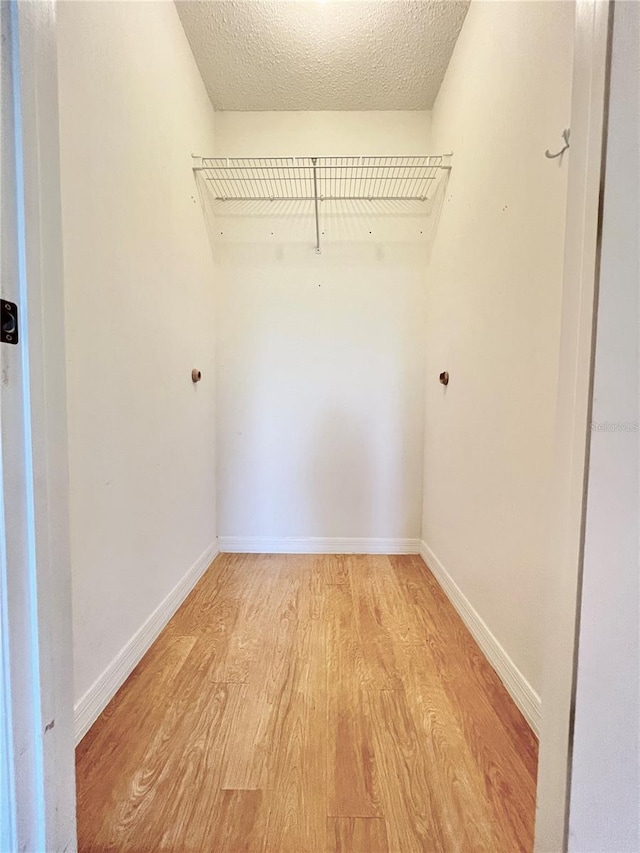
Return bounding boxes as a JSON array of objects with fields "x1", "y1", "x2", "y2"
[
  {"x1": 419, "y1": 541, "x2": 541, "y2": 736},
  {"x1": 218, "y1": 536, "x2": 421, "y2": 555},
  {"x1": 74, "y1": 541, "x2": 219, "y2": 745}
]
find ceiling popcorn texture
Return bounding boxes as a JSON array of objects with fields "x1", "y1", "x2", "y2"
[{"x1": 176, "y1": 1, "x2": 470, "y2": 111}]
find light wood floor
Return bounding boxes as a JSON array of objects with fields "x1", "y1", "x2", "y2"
[{"x1": 76, "y1": 554, "x2": 538, "y2": 853}]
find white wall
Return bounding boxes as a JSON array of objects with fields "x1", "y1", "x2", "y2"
[
  {"x1": 568, "y1": 1, "x2": 640, "y2": 848},
  {"x1": 211, "y1": 112, "x2": 430, "y2": 545},
  {"x1": 421, "y1": 1, "x2": 574, "y2": 698},
  {"x1": 57, "y1": 1, "x2": 217, "y2": 711}
]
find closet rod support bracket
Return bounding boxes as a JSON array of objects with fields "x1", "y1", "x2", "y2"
[{"x1": 312, "y1": 157, "x2": 322, "y2": 253}]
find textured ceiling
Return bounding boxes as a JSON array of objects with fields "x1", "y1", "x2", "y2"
[{"x1": 176, "y1": 1, "x2": 470, "y2": 111}]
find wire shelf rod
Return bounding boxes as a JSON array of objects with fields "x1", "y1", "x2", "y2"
[
  {"x1": 198, "y1": 163, "x2": 443, "y2": 172},
  {"x1": 197, "y1": 196, "x2": 440, "y2": 202}
]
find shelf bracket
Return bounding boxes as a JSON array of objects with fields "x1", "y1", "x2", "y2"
[{"x1": 312, "y1": 157, "x2": 321, "y2": 254}]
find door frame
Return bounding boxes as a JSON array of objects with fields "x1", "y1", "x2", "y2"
[
  {"x1": 535, "y1": 1, "x2": 613, "y2": 850},
  {"x1": 0, "y1": 1, "x2": 76, "y2": 851},
  {"x1": 0, "y1": 1, "x2": 613, "y2": 851}
]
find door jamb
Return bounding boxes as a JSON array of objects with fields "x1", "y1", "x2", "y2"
[
  {"x1": 1, "y1": 2, "x2": 76, "y2": 850},
  {"x1": 535, "y1": 1, "x2": 613, "y2": 850}
]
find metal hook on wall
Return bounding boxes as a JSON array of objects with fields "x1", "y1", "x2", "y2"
[{"x1": 545, "y1": 128, "x2": 570, "y2": 159}]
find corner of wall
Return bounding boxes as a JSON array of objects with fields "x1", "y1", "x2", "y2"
[{"x1": 418, "y1": 541, "x2": 541, "y2": 735}]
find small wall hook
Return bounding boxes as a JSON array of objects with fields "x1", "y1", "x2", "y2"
[
  {"x1": 439, "y1": 371, "x2": 449, "y2": 386},
  {"x1": 545, "y1": 128, "x2": 570, "y2": 159}
]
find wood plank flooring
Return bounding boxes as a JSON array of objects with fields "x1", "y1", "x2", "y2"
[{"x1": 76, "y1": 554, "x2": 538, "y2": 852}]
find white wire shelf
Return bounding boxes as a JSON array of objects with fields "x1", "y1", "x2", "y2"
[{"x1": 192, "y1": 154, "x2": 452, "y2": 251}]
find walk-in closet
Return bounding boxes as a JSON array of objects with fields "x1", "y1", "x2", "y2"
[{"x1": 54, "y1": 1, "x2": 576, "y2": 849}]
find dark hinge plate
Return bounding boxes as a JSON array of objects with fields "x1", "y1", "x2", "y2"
[{"x1": 1, "y1": 300, "x2": 19, "y2": 344}]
